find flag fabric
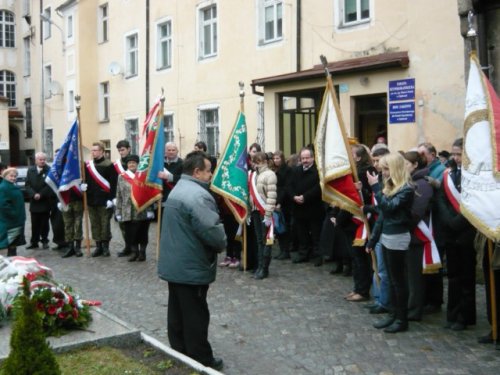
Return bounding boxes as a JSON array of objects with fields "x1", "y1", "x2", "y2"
[
  {"x1": 314, "y1": 88, "x2": 364, "y2": 218},
  {"x1": 131, "y1": 98, "x2": 165, "y2": 212},
  {"x1": 210, "y1": 111, "x2": 249, "y2": 224},
  {"x1": 45, "y1": 120, "x2": 81, "y2": 207},
  {"x1": 461, "y1": 55, "x2": 500, "y2": 241}
]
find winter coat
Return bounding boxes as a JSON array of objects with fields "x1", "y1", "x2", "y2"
[
  {"x1": 161, "y1": 157, "x2": 184, "y2": 202},
  {"x1": 409, "y1": 167, "x2": 434, "y2": 245},
  {"x1": 254, "y1": 164, "x2": 277, "y2": 218},
  {"x1": 288, "y1": 164, "x2": 324, "y2": 219},
  {"x1": 158, "y1": 174, "x2": 227, "y2": 285},
  {"x1": 0, "y1": 179, "x2": 26, "y2": 248},
  {"x1": 85, "y1": 157, "x2": 118, "y2": 207},
  {"x1": 25, "y1": 165, "x2": 54, "y2": 213},
  {"x1": 115, "y1": 174, "x2": 150, "y2": 222},
  {"x1": 275, "y1": 164, "x2": 292, "y2": 212}
]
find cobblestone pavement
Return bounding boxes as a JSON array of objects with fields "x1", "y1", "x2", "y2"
[{"x1": 12, "y1": 215, "x2": 500, "y2": 375}]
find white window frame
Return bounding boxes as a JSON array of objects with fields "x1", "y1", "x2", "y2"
[
  {"x1": 66, "y1": 13, "x2": 74, "y2": 45},
  {"x1": 156, "y1": 18, "x2": 172, "y2": 71},
  {"x1": 98, "y1": 3, "x2": 109, "y2": 43},
  {"x1": 198, "y1": 3, "x2": 218, "y2": 60},
  {"x1": 66, "y1": 79, "x2": 75, "y2": 118},
  {"x1": 125, "y1": 31, "x2": 139, "y2": 78},
  {"x1": 0, "y1": 70, "x2": 16, "y2": 107},
  {"x1": 336, "y1": 0, "x2": 372, "y2": 29},
  {"x1": 99, "y1": 81, "x2": 110, "y2": 122},
  {"x1": 0, "y1": 10, "x2": 15, "y2": 48},
  {"x1": 43, "y1": 7, "x2": 52, "y2": 39},
  {"x1": 124, "y1": 117, "x2": 140, "y2": 154},
  {"x1": 197, "y1": 104, "x2": 220, "y2": 157},
  {"x1": 258, "y1": 0, "x2": 283, "y2": 45},
  {"x1": 164, "y1": 112, "x2": 175, "y2": 143},
  {"x1": 44, "y1": 64, "x2": 52, "y2": 99},
  {"x1": 23, "y1": 37, "x2": 31, "y2": 76}
]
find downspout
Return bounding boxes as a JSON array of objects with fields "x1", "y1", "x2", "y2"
[
  {"x1": 477, "y1": 12, "x2": 489, "y2": 77},
  {"x1": 296, "y1": 0, "x2": 301, "y2": 72},
  {"x1": 40, "y1": 0, "x2": 45, "y2": 153},
  {"x1": 145, "y1": 0, "x2": 150, "y2": 113}
]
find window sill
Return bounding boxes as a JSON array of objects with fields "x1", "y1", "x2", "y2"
[
  {"x1": 258, "y1": 37, "x2": 283, "y2": 47},
  {"x1": 99, "y1": 119, "x2": 110, "y2": 124},
  {"x1": 156, "y1": 66, "x2": 172, "y2": 72},
  {"x1": 338, "y1": 18, "x2": 371, "y2": 29},
  {"x1": 125, "y1": 74, "x2": 138, "y2": 79}
]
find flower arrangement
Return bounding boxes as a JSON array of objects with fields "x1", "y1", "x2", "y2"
[{"x1": 0, "y1": 255, "x2": 100, "y2": 336}]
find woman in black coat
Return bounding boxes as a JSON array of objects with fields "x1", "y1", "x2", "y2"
[{"x1": 272, "y1": 151, "x2": 293, "y2": 260}]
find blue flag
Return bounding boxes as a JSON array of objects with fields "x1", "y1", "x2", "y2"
[{"x1": 45, "y1": 120, "x2": 81, "y2": 206}]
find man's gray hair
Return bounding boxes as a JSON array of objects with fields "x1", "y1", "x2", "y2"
[
  {"x1": 35, "y1": 152, "x2": 47, "y2": 159},
  {"x1": 165, "y1": 142, "x2": 178, "y2": 149}
]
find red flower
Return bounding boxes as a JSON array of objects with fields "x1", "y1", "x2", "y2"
[
  {"x1": 36, "y1": 302, "x2": 44, "y2": 311},
  {"x1": 25, "y1": 273, "x2": 37, "y2": 282},
  {"x1": 58, "y1": 312, "x2": 67, "y2": 319},
  {"x1": 47, "y1": 306, "x2": 57, "y2": 315},
  {"x1": 72, "y1": 309, "x2": 79, "y2": 319},
  {"x1": 56, "y1": 299, "x2": 65, "y2": 308}
]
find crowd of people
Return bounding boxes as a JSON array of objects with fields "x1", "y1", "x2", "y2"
[{"x1": 0, "y1": 135, "x2": 499, "y2": 371}]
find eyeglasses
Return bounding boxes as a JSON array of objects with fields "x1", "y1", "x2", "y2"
[{"x1": 450, "y1": 152, "x2": 461, "y2": 156}]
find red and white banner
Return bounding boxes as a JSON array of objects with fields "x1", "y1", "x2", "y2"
[
  {"x1": 86, "y1": 160, "x2": 111, "y2": 192},
  {"x1": 249, "y1": 171, "x2": 274, "y2": 244},
  {"x1": 413, "y1": 215, "x2": 442, "y2": 274},
  {"x1": 461, "y1": 55, "x2": 500, "y2": 241}
]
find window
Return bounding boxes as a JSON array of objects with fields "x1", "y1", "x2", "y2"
[
  {"x1": 164, "y1": 114, "x2": 174, "y2": 143},
  {"x1": 341, "y1": 0, "x2": 370, "y2": 25},
  {"x1": 125, "y1": 118, "x2": 139, "y2": 154},
  {"x1": 199, "y1": 5, "x2": 217, "y2": 59},
  {"x1": 157, "y1": 20, "x2": 172, "y2": 70},
  {"x1": 67, "y1": 14, "x2": 73, "y2": 38},
  {"x1": 198, "y1": 107, "x2": 219, "y2": 157},
  {"x1": 25, "y1": 98, "x2": 32, "y2": 138},
  {"x1": 0, "y1": 10, "x2": 15, "y2": 47},
  {"x1": 43, "y1": 8, "x2": 51, "y2": 39},
  {"x1": 68, "y1": 90, "x2": 75, "y2": 112},
  {"x1": 24, "y1": 37, "x2": 31, "y2": 76},
  {"x1": 259, "y1": 0, "x2": 282, "y2": 45},
  {"x1": 256, "y1": 99, "x2": 265, "y2": 146},
  {"x1": 100, "y1": 139, "x2": 111, "y2": 159},
  {"x1": 45, "y1": 129, "x2": 54, "y2": 160},
  {"x1": 99, "y1": 82, "x2": 110, "y2": 121},
  {"x1": 23, "y1": 0, "x2": 30, "y2": 16},
  {"x1": 125, "y1": 32, "x2": 138, "y2": 77},
  {"x1": 98, "y1": 3, "x2": 108, "y2": 43},
  {"x1": 0, "y1": 70, "x2": 16, "y2": 107},
  {"x1": 44, "y1": 64, "x2": 52, "y2": 99}
]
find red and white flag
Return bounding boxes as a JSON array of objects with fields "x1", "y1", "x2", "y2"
[
  {"x1": 461, "y1": 55, "x2": 500, "y2": 241},
  {"x1": 315, "y1": 87, "x2": 365, "y2": 244}
]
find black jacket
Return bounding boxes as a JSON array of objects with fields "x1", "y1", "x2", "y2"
[
  {"x1": 26, "y1": 165, "x2": 54, "y2": 213},
  {"x1": 367, "y1": 182, "x2": 414, "y2": 249},
  {"x1": 288, "y1": 164, "x2": 324, "y2": 219},
  {"x1": 275, "y1": 164, "x2": 292, "y2": 212},
  {"x1": 162, "y1": 158, "x2": 184, "y2": 202},
  {"x1": 85, "y1": 157, "x2": 117, "y2": 207}
]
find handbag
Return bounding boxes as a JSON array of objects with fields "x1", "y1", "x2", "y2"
[{"x1": 273, "y1": 211, "x2": 286, "y2": 234}]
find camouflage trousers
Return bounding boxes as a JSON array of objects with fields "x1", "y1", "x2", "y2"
[
  {"x1": 62, "y1": 201, "x2": 83, "y2": 242},
  {"x1": 88, "y1": 206, "x2": 113, "y2": 241}
]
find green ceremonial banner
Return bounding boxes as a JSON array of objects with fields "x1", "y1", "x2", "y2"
[{"x1": 210, "y1": 111, "x2": 249, "y2": 224}]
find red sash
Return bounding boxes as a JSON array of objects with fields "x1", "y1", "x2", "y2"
[
  {"x1": 413, "y1": 214, "x2": 442, "y2": 274},
  {"x1": 86, "y1": 160, "x2": 111, "y2": 192},
  {"x1": 443, "y1": 169, "x2": 460, "y2": 213},
  {"x1": 248, "y1": 171, "x2": 274, "y2": 244},
  {"x1": 113, "y1": 159, "x2": 126, "y2": 176},
  {"x1": 121, "y1": 170, "x2": 135, "y2": 185}
]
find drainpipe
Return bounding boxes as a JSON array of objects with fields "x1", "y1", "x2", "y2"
[
  {"x1": 296, "y1": 0, "x2": 301, "y2": 72},
  {"x1": 477, "y1": 12, "x2": 489, "y2": 77},
  {"x1": 145, "y1": 0, "x2": 150, "y2": 113},
  {"x1": 40, "y1": 0, "x2": 45, "y2": 153}
]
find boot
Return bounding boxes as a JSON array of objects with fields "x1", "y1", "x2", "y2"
[
  {"x1": 74, "y1": 240, "x2": 83, "y2": 257},
  {"x1": 137, "y1": 244, "x2": 146, "y2": 262},
  {"x1": 253, "y1": 247, "x2": 265, "y2": 280},
  {"x1": 62, "y1": 242, "x2": 76, "y2": 258},
  {"x1": 275, "y1": 251, "x2": 290, "y2": 260},
  {"x1": 102, "y1": 241, "x2": 110, "y2": 257},
  {"x1": 117, "y1": 244, "x2": 132, "y2": 257},
  {"x1": 7, "y1": 246, "x2": 17, "y2": 257},
  {"x1": 259, "y1": 256, "x2": 271, "y2": 279},
  {"x1": 128, "y1": 245, "x2": 139, "y2": 262},
  {"x1": 91, "y1": 241, "x2": 103, "y2": 257}
]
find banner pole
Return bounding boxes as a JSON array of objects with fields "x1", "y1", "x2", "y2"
[
  {"x1": 75, "y1": 95, "x2": 91, "y2": 257},
  {"x1": 243, "y1": 225, "x2": 247, "y2": 272},
  {"x1": 156, "y1": 95, "x2": 165, "y2": 261},
  {"x1": 488, "y1": 239, "x2": 498, "y2": 343}
]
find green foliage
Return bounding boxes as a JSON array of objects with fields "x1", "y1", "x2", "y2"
[
  {"x1": 0, "y1": 302, "x2": 6, "y2": 327},
  {"x1": 1, "y1": 277, "x2": 61, "y2": 375}
]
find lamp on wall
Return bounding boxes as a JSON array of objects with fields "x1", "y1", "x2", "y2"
[{"x1": 359, "y1": 76, "x2": 369, "y2": 86}]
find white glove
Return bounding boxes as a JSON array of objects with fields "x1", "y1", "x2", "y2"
[
  {"x1": 112, "y1": 198, "x2": 117, "y2": 206},
  {"x1": 263, "y1": 216, "x2": 272, "y2": 227},
  {"x1": 80, "y1": 183, "x2": 88, "y2": 192},
  {"x1": 115, "y1": 215, "x2": 122, "y2": 222},
  {"x1": 146, "y1": 211, "x2": 154, "y2": 219},
  {"x1": 106, "y1": 200, "x2": 114, "y2": 209},
  {"x1": 246, "y1": 216, "x2": 252, "y2": 226},
  {"x1": 57, "y1": 202, "x2": 63, "y2": 211}
]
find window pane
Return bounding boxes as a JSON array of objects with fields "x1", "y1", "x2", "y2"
[
  {"x1": 361, "y1": 0, "x2": 370, "y2": 19},
  {"x1": 344, "y1": 0, "x2": 357, "y2": 22},
  {"x1": 204, "y1": 25, "x2": 211, "y2": 55},
  {"x1": 277, "y1": 3, "x2": 283, "y2": 38},
  {"x1": 265, "y1": 6, "x2": 274, "y2": 40}
]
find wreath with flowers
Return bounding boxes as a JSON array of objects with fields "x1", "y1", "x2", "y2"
[{"x1": 0, "y1": 255, "x2": 100, "y2": 336}]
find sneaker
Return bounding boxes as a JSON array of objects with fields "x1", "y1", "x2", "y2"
[
  {"x1": 228, "y1": 258, "x2": 240, "y2": 268},
  {"x1": 219, "y1": 257, "x2": 232, "y2": 267}
]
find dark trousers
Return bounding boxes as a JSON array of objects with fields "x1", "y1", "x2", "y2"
[
  {"x1": 423, "y1": 245, "x2": 444, "y2": 307},
  {"x1": 351, "y1": 246, "x2": 372, "y2": 297},
  {"x1": 223, "y1": 214, "x2": 241, "y2": 259},
  {"x1": 407, "y1": 243, "x2": 425, "y2": 320},
  {"x1": 30, "y1": 211, "x2": 50, "y2": 245},
  {"x1": 446, "y1": 243, "x2": 476, "y2": 325},
  {"x1": 167, "y1": 283, "x2": 214, "y2": 365},
  {"x1": 384, "y1": 246, "x2": 408, "y2": 322},
  {"x1": 124, "y1": 220, "x2": 150, "y2": 246},
  {"x1": 276, "y1": 211, "x2": 291, "y2": 254},
  {"x1": 50, "y1": 204, "x2": 66, "y2": 245},
  {"x1": 251, "y1": 211, "x2": 272, "y2": 260},
  {"x1": 295, "y1": 216, "x2": 322, "y2": 259},
  {"x1": 483, "y1": 245, "x2": 500, "y2": 337}
]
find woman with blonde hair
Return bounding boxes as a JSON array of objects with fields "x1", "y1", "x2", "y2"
[
  {"x1": 0, "y1": 168, "x2": 26, "y2": 256},
  {"x1": 366, "y1": 153, "x2": 414, "y2": 333}
]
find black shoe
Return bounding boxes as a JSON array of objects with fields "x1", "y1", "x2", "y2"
[
  {"x1": 313, "y1": 257, "x2": 323, "y2": 267},
  {"x1": 364, "y1": 303, "x2": 379, "y2": 309},
  {"x1": 62, "y1": 247, "x2": 75, "y2": 258},
  {"x1": 52, "y1": 243, "x2": 68, "y2": 251},
  {"x1": 384, "y1": 320, "x2": 408, "y2": 333},
  {"x1": 42, "y1": 242, "x2": 50, "y2": 249},
  {"x1": 292, "y1": 256, "x2": 307, "y2": 264},
  {"x1": 26, "y1": 244, "x2": 39, "y2": 249},
  {"x1": 91, "y1": 248, "x2": 103, "y2": 257},
  {"x1": 275, "y1": 252, "x2": 290, "y2": 260},
  {"x1": 407, "y1": 315, "x2": 422, "y2": 322},
  {"x1": 450, "y1": 322, "x2": 466, "y2": 331},
  {"x1": 329, "y1": 264, "x2": 343, "y2": 274},
  {"x1": 208, "y1": 357, "x2": 224, "y2": 371},
  {"x1": 117, "y1": 248, "x2": 132, "y2": 257},
  {"x1": 373, "y1": 316, "x2": 395, "y2": 329},
  {"x1": 342, "y1": 266, "x2": 352, "y2": 277},
  {"x1": 369, "y1": 305, "x2": 388, "y2": 314},
  {"x1": 444, "y1": 321, "x2": 454, "y2": 329},
  {"x1": 423, "y1": 305, "x2": 441, "y2": 315},
  {"x1": 478, "y1": 332, "x2": 494, "y2": 344}
]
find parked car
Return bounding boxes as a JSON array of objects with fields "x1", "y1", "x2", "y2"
[{"x1": 15, "y1": 166, "x2": 30, "y2": 201}]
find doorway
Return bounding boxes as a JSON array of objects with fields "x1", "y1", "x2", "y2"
[{"x1": 354, "y1": 94, "x2": 387, "y2": 148}]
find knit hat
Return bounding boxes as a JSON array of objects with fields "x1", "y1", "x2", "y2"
[{"x1": 126, "y1": 154, "x2": 140, "y2": 164}]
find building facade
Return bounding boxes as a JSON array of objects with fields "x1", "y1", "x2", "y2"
[{"x1": 0, "y1": 0, "x2": 496, "y2": 165}]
